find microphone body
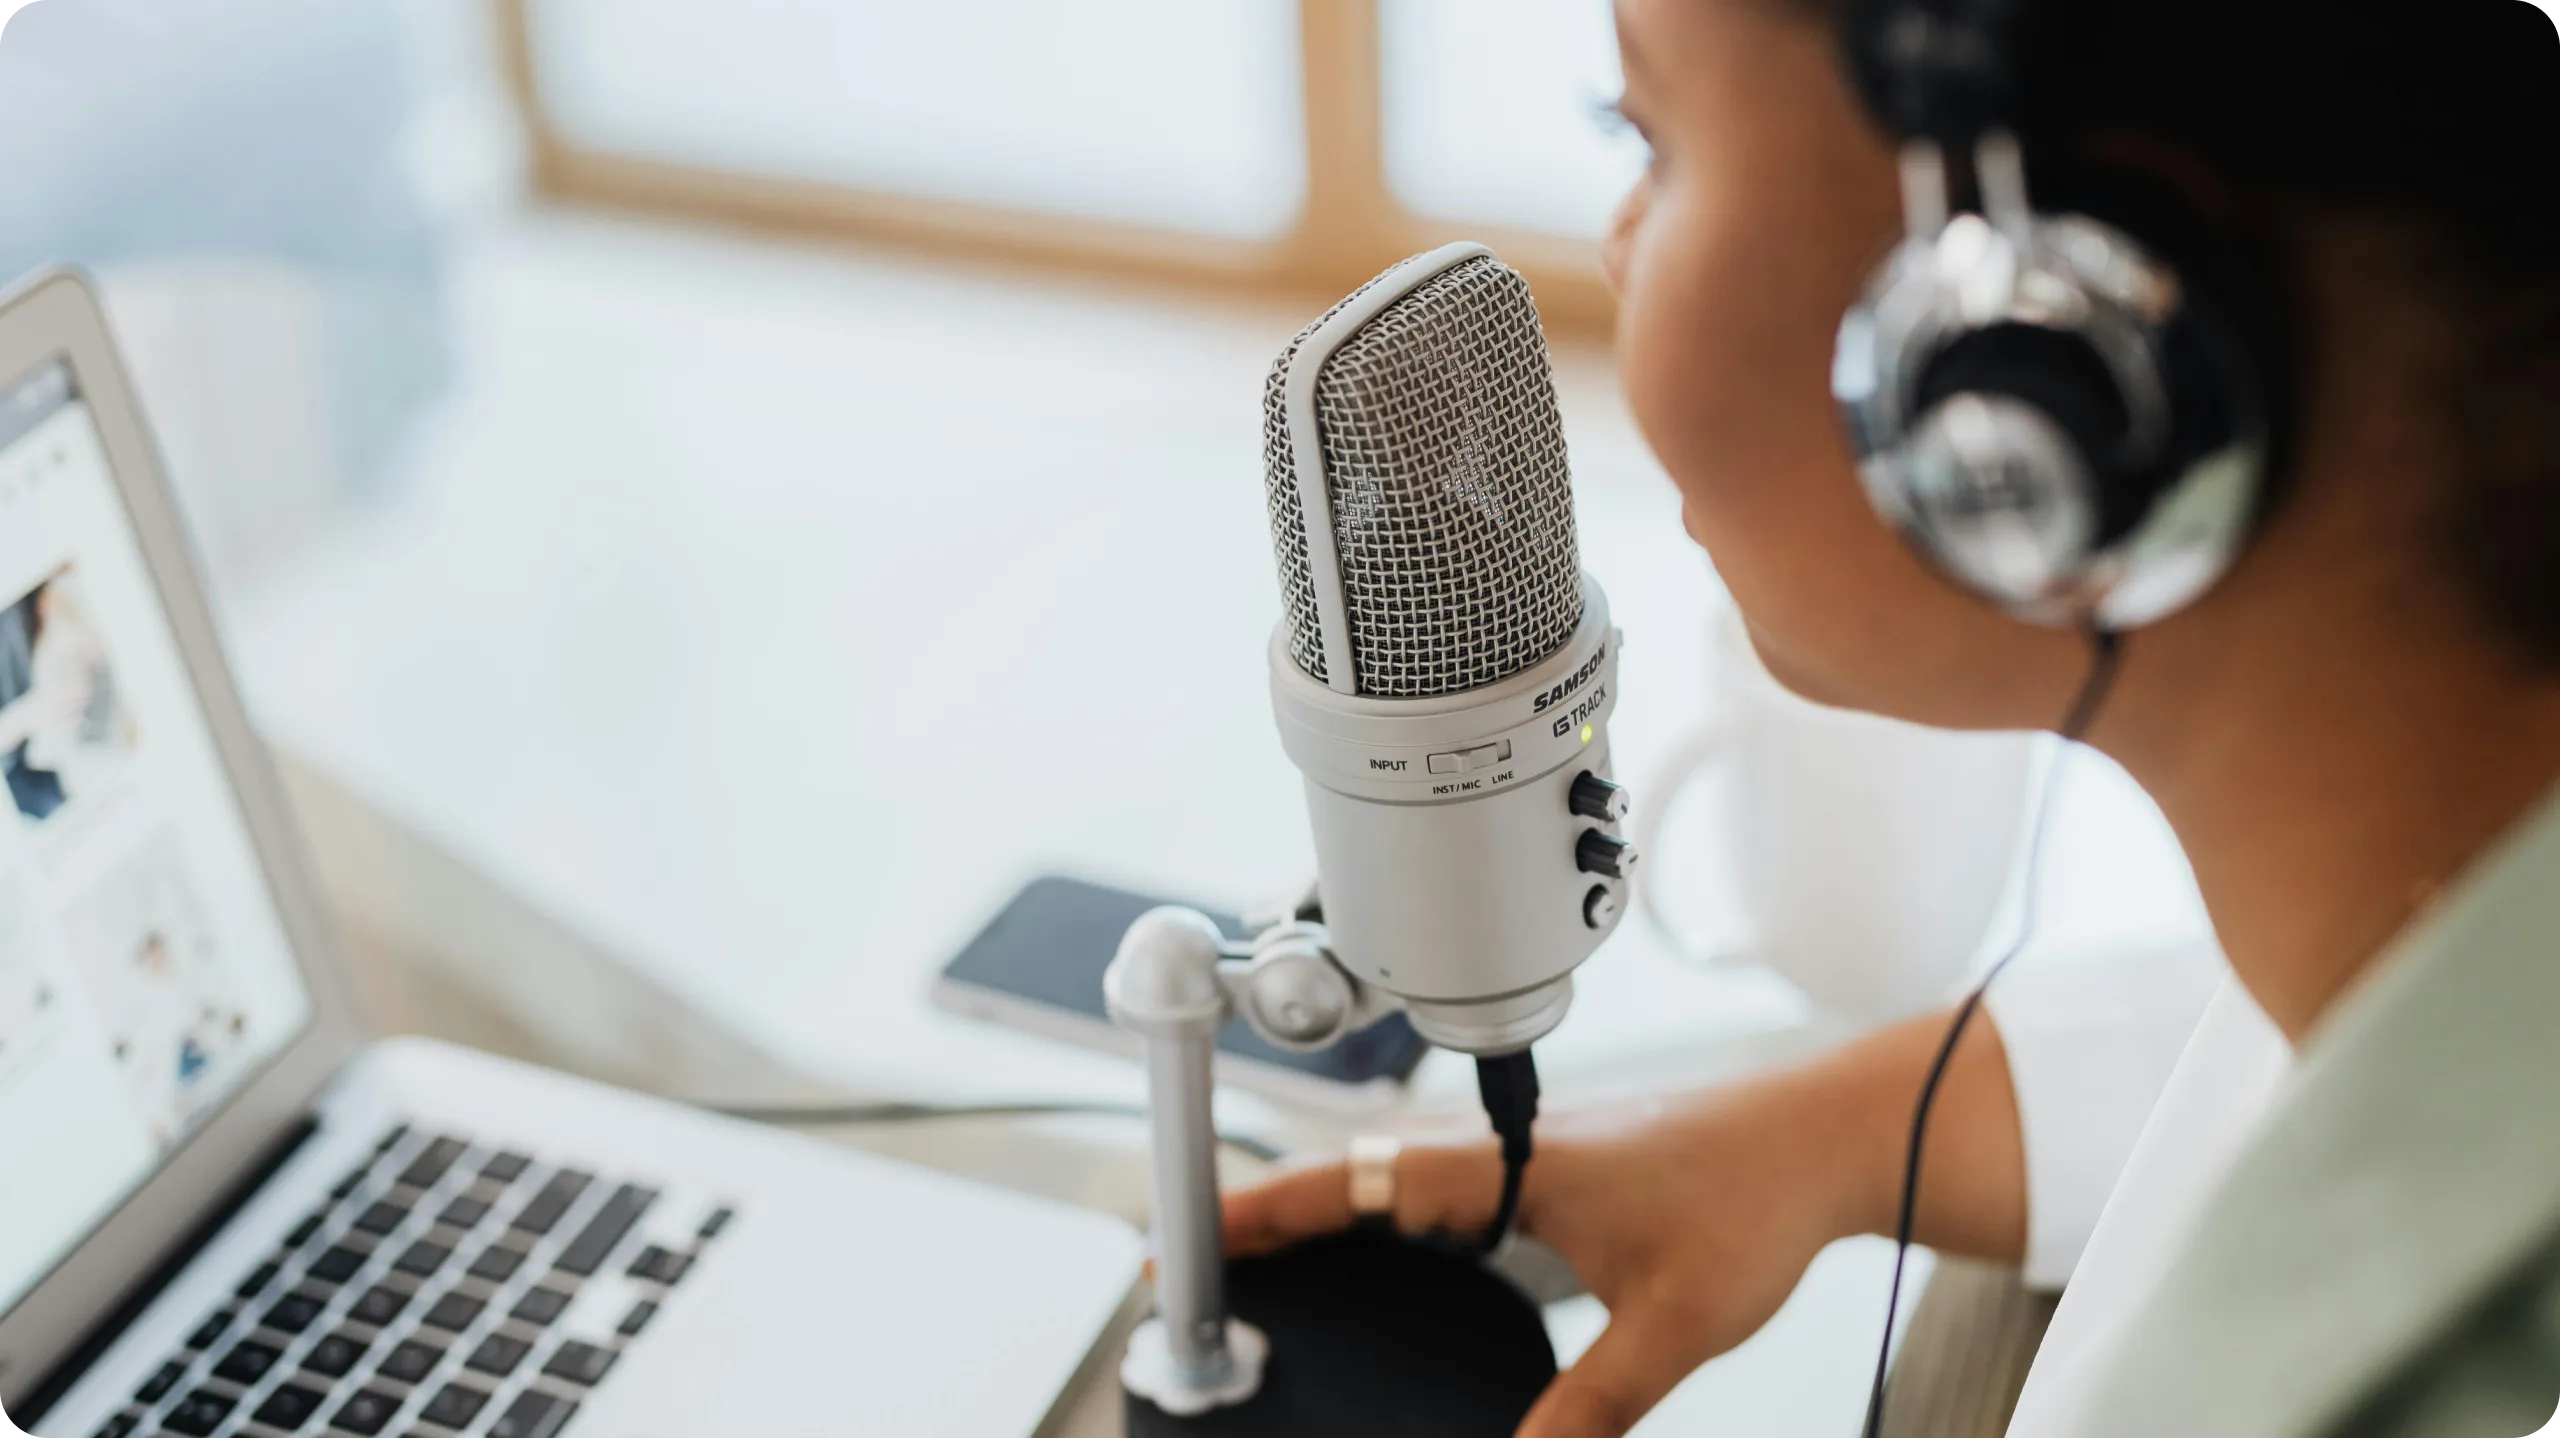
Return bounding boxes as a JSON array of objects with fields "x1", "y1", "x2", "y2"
[
  {"x1": 1270, "y1": 587, "x2": 1620, "y2": 1053},
  {"x1": 1261, "y1": 243, "x2": 1632, "y2": 1057}
]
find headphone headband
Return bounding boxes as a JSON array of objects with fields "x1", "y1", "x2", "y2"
[{"x1": 1838, "y1": 0, "x2": 2040, "y2": 149}]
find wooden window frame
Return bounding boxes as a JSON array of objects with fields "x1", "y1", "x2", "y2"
[{"x1": 492, "y1": 0, "x2": 1617, "y2": 331}]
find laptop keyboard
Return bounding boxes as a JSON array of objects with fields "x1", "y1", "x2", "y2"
[{"x1": 89, "y1": 1125, "x2": 736, "y2": 1438}]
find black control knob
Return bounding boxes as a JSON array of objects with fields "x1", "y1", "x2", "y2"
[
  {"x1": 1569, "y1": 771, "x2": 1631, "y2": 823},
  {"x1": 1582, "y1": 884, "x2": 1622, "y2": 931},
  {"x1": 1576, "y1": 830, "x2": 1638, "y2": 881}
]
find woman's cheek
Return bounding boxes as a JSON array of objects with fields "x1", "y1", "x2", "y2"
[
  {"x1": 1609, "y1": 186, "x2": 1916, "y2": 704},
  {"x1": 1613, "y1": 212, "x2": 1725, "y2": 509}
]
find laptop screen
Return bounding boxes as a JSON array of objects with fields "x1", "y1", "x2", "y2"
[{"x1": 0, "y1": 358, "x2": 315, "y2": 1318}]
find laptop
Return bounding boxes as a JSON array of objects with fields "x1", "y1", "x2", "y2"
[{"x1": 0, "y1": 271, "x2": 1144, "y2": 1438}]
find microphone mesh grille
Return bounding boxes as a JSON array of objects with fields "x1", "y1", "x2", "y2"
[{"x1": 1261, "y1": 254, "x2": 1583, "y2": 697}]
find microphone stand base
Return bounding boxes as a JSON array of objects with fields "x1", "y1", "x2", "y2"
[{"x1": 1123, "y1": 1230, "x2": 1556, "y2": 1438}]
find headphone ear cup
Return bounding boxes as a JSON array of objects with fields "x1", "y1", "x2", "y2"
[
  {"x1": 1916, "y1": 325, "x2": 2132, "y2": 488},
  {"x1": 1892, "y1": 321, "x2": 2132, "y2": 606},
  {"x1": 1842, "y1": 205, "x2": 2277, "y2": 629},
  {"x1": 2032, "y1": 166, "x2": 2292, "y2": 516},
  {"x1": 1892, "y1": 390, "x2": 2103, "y2": 609}
]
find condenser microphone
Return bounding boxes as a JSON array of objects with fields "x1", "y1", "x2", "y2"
[{"x1": 1261, "y1": 242, "x2": 1632, "y2": 1058}]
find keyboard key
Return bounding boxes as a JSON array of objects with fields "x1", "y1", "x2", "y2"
[
  {"x1": 375, "y1": 1123, "x2": 411, "y2": 1152},
  {"x1": 349, "y1": 1283, "x2": 412, "y2": 1327},
  {"x1": 353, "y1": 1200, "x2": 410, "y2": 1237},
  {"x1": 617, "y1": 1298, "x2": 658, "y2": 1338},
  {"x1": 418, "y1": 1382, "x2": 492, "y2": 1429},
  {"x1": 254, "y1": 1382, "x2": 328, "y2": 1430},
  {"x1": 212, "y1": 1339, "x2": 283, "y2": 1385},
  {"x1": 308, "y1": 1245, "x2": 370, "y2": 1285},
  {"x1": 697, "y1": 1206, "x2": 735, "y2": 1240},
  {"x1": 481, "y1": 1152, "x2": 531, "y2": 1184},
  {"x1": 510, "y1": 1287, "x2": 572, "y2": 1327},
  {"x1": 463, "y1": 1333, "x2": 531, "y2": 1378},
  {"x1": 285, "y1": 1210, "x2": 328, "y2": 1249},
  {"x1": 391, "y1": 1240, "x2": 452, "y2": 1278},
  {"x1": 437, "y1": 1195, "x2": 490, "y2": 1230},
  {"x1": 541, "y1": 1340, "x2": 616, "y2": 1386},
  {"x1": 487, "y1": 1389, "x2": 577, "y2": 1438},
  {"x1": 306, "y1": 1330, "x2": 370, "y2": 1378},
  {"x1": 421, "y1": 1292, "x2": 485, "y2": 1332},
  {"x1": 378, "y1": 1339, "x2": 444, "y2": 1384},
  {"x1": 89, "y1": 1412, "x2": 138, "y2": 1438},
  {"x1": 135, "y1": 1360, "x2": 187, "y2": 1404},
  {"x1": 626, "y1": 1245, "x2": 692, "y2": 1286},
  {"x1": 235, "y1": 1261, "x2": 282, "y2": 1300},
  {"x1": 509, "y1": 1172, "x2": 591, "y2": 1236},
  {"x1": 181, "y1": 1304, "x2": 231, "y2": 1351},
  {"x1": 466, "y1": 1245, "x2": 526, "y2": 1284},
  {"x1": 331, "y1": 1387, "x2": 404, "y2": 1435},
  {"x1": 554, "y1": 1185, "x2": 656, "y2": 1277},
  {"x1": 329, "y1": 1166, "x2": 370, "y2": 1201},
  {"x1": 262, "y1": 1294, "x2": 324, "y2": 1335},
  {"x1": 399, "y1": 1137, "x2": 470, "y2": 1190},
  {"x1": 161, "y1": 1389, "x2": 235, "y2": 1436}
]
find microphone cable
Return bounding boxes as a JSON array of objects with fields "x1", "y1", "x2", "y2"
[
  {"x1": 1861, "y1": 628, "x2": 2123, "y2": 1438},
  {"x1": 1476, "y1": 1049, "x2": 1542, "y2": 1252}
]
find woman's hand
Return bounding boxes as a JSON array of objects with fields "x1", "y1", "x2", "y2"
[
  {"x1": 1223, "y1": 1083, "x2": 1870, "y2": 1438},
  {"x1": 1220, "y1": 1012, "x2": 2028, "y2": 1438}
]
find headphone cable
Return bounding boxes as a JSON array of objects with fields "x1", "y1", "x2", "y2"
[{"x1": 1861, "y1": 628, "x2": 2123, "y2": 1438}]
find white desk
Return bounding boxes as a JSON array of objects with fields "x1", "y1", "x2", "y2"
[{"x1": 220, "y1": 213, "x2": 2205, "y2": 1434}]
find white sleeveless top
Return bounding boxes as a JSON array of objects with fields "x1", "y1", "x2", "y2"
[{"x1": 1999, "y1": 977, "x2": 2291, "y2": 1435}]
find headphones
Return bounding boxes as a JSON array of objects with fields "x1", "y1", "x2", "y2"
[{"x1": 1831, "y1": 0, "x2": 2283, "y2": 632}]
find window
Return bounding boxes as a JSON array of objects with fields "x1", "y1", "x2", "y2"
[
  {"x1": 526, "y1": 0, "x2": 1308, "y2": 240},
  {"x1": 1381, "y1": 0, "x2": 1642, "y2": 238},
  {"x1": 498, "y1": 0, "x2": 1630, "y2": 328}
]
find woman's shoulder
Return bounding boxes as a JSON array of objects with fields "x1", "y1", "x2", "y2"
[{"x1": 2055, "y1": 786, "x2": 2560, "y2": 1437}]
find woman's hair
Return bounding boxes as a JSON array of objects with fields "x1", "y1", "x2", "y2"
[{"x1": 1818, "y1": 2, "x2": 2560, "y2": 666}]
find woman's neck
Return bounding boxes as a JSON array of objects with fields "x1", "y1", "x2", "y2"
[
  {"x1": 2102, "y1": 544, "x2": 2560, "y2": 1043},
  {"x1": 2094, "y1": 243, "x2": 2560, "y2": 1043}
]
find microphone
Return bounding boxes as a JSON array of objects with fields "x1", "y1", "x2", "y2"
[
  {"x1": 1108, "y1": 246, "x2": 1611, "y2": 1429},
  {"x1": 1260, "y1": 242, "x2": 1633, "y2": 1059}
]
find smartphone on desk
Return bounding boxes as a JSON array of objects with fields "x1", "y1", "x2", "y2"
[{"x1": 933, "y1": 875, "x2": 1428, "y2": 1112}]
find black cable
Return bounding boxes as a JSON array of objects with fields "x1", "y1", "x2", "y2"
[
  {"x1": 1475, "y1": 1049, "x2": 1542, "y2": 1253},
  {"x1": 2057, "y1": 629, "x2": 2127, "y2": 745},
  {"x1": 1861, "y1": 629, "x2": 2123, "y2": 1438},
  {"x1": 708, "y1": 1099, "x2": 1290, "y2": 1165}
]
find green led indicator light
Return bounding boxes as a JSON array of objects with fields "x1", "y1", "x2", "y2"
[{"x1": 1580, "y1": 724, "x2": 1594, "y2": 744}]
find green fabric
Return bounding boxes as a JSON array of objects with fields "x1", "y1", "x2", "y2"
[{"x1": 2067, "y1": 788, "x2": 2560, "y2": 1438}]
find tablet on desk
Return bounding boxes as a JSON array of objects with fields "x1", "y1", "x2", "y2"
[{"x1": 933, "y1": 876, "x2": 1427, "y2": 1112}]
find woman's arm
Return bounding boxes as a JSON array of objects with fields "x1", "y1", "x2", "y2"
[
  {"x1": 1225, "y1": 938, "x2": 2229, "y2": 1438},
  {"x1": 1223, "y1": 1008, "x2": 2032, "y2": 1438},
  {"x1": 1817, "y1": 1006, "x2": 2031, "y2": 1263}
]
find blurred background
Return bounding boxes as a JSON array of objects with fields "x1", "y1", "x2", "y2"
[
  {"x1": 0, "y1": 0, "x2": 1685, "y2": 1075},
  {"x1": 0, "y1": 4, "x2": 2234, "y2": 1429},
  {"x1": 0, "y1": 0, "x2": 1651, "y2": 595}
]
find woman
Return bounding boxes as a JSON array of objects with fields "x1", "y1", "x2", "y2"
[{"x1": 1225, "y1": 3, "x2": 2560, "y2": 1436}]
